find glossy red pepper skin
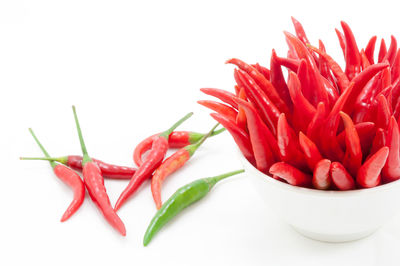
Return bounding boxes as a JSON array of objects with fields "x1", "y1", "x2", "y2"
[
  {"x1": 291, "y1": 16, "x2": 310, "y2": 45},
  {"x1": 378, "y1": 39, "x2": 387, "y2": 63},
  {"x1": 251, "y1": 63, "x2": 270, "y2": 80},
  {"x1": 317, "y1": 40, "x2": 337, "y2": 89},
  {"x1": 287, "y1": 71, "x2": 316, "y2": 133},
  {"x1": 330, "y1": 162, "x2": 356, "y2": 191},
  {"x1": 234, "y1": 98, "x2": 276, "y2": 173},
  {"x1": 341, "y1": 21, "x2": 361, "y2": 80},
  {"x1": 357, "y1": 147, "x2": 389, "y2": 188},
  {"x1": 383, "y1": 36, "x2": 397, "y2": 65},
  {"x1": 234, "y1": 69, "x2": 280, "y2": 135},
  {"x1": 197, "y1": 100, "x2": 237, "y2": 122},
  {"x1": 365, "y1": 36, "x2": 377, "y2": 64},
  {"x1": 270, "y1": 49, "x2": 293, "y2": 111},
  {"x1": 274, "y1": 56, "x2": 300, "y2": 72},
  {"x1": 65, "y1": 156, "x2": 136, "y2": 180},
  {"x1": 299, "y1": 132, "x2": 323, "y2": 171},
  {"x1": 277, "y1": 114, "x2": 307, "y2": 171},
  {"x1": 306, "y1": 102, "x2": 326, "y2": 144},
  {"x1": 227, "y1": 58, "x2": 290, "y2": 115},
  {"x1": 210, "y1": 113, "x2": 255, "y2": 164},
  {"x1": 200, "y1": 88, "x2": 238, "y2": 109},
  {"x1": 335, "y1": 28, "x2": 346, "y2": 58},
  {"x1": 337, "y1": 122, "x2": 375, "y2": 157},
  {"x1": 382, "y1": 117, "x2": 400, "y2": 183},
  {"x1": 115, "y1": 137, "x2": 169, "y2": 211},
  {"x1": 375, "y1": 94, "x2": 391, "y2": 129},
  {"x1": 312, "y1": 159, "x2": 332, "y2": 190},
  {"x1": 236, "y1": 87, "x2": 247, "y2": 131},
  {"x1": 392, "y1": 51, "x2": 400, "y2": 81},
  {"x1": 53, "y1": 165, "x2": 85, "y2": 222},
  {"x1": 269, "y1": 162, "x2": 312, "y2": 187},
  {"x1": 83, "y1": 162, "x2": 126, "y2": 235},
  {"x1": 360, "y1": 49, "x2": 371, "y2": 69},
  {"x1": 340, "y1": 112, "x2": 362, "y2": 177}
]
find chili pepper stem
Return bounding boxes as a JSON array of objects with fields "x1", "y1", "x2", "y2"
[
  {"x1": 28, "y1": 128, "x2": 57, "y2": 168},
  {"x1": 159, "y1": 112, "x2": 194, "y2": 139},
  {"x1": 185, "y1": 123, "x2": 219, "y2": 156},
  {"x1": 72, "y1": 105, "x2": 91, "y2": 165},
  {"x1": 205, "y1": 169, "x2": 245, "y2": 189},
  {"x1": 20, "y1": 156, "x2": 69, "y2": 164}
]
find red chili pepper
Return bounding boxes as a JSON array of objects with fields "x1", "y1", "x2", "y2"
[
  {"x1": 330, "y1": 162, "x2": 355, "y2": 190},
  {"x1": 378, "y1": 39, "x2": 387, "y2": 63},
  {"x1": 114, "y1": 112, "x2": 193, "y2": 211},
  {"x1": 274, "y1": 55, "x2": 300, "y2": 72},
  {"x1": 72, "y1": 106, "x2": 126, "y2": 236},
  {"x1": 317, "y1": 40, "x2": 337, "y2": 89},
  {"x1": 335, "y1": 28, "x2": 346, "y2": 58},
  {"x1": 360, "y1": 49, "x2": 371, "y2": 70},
  {"x1": 197, "y1": 100, "x2": 237, "y2": 121},
  {"x1": 291, "y1": 16, "x2": 310, "y2": 45},
  {"x1": 200, "y1": 88, "x2": 238, "y2": 109},
  {"x1": 287, "y1": 71, "x2": 316, "y2": 132},
  {"x1": 343, "y1": 62, "x2": 389, "y2": 114},
  {"x1": 382, "y1": 117, "x2": 400, "y2": 183},
  {"x1": 133, "y1": 129, "x2": 225, "y2": 167},
  {"x1": 270, "y1": 49, "x2": 293, "y2": 111},
  {"x1": 375, "y1": 94, "x2": 391, "y2": 129},
  {"x1": 312, "y1": 159, "x2": 332, "y2": 190},
  {"x1": 392, "y1": 50, "x2": 400, "y2": 81},
  {"x1": 269, "y1": 162, "x2": 312, "y2": 187},
  {"x1": 25, "y1": 128, "x2": 85, "y2": 222},
  {"x1": 251, "y1": 63, "x2": 270, "y2": 80},
  {"x1": 340, "y1": 112, "x2": 362, "y2": 177},
  {"x1": 210, "y1": 113, "x2": 254, "y2": 163},
  {"x1": 227, "y1": 58, "x2": 290, "y2": 115},
  {"x1": 381, "y1": 67, "x2": 392, "y2": 89},
  {"x1": 383, "y1": 36, "x2": 397, "y2": 65},
  {"x1": 341, "y1": 21, "x2": 361, "y2": 80},
  {"x1": 22, "y1": 155, "x2": 136, "y2": 180},
  {"x1": 236, "y1": 87, "x2": 247, "y2": 131},
  {"x1": 277, "y1": 113, "x2": 308, "y2": 171},
  {"x1": 357, "y1": 147, "x2": 389, "y2": 188},
  {"x1": 306, "y1": 102, "x2": 326, "y2": 144},
  {"x1": 308, "y1": 44, "x2": 350, "y2": 93},
  {"x1": 370, "y1": 128, "x2": 386, "y2": 156},
  {"x1": 337, "y1": 122, "x2": 375, "y2": 157},
  {"x1": 151, "y1": 123, "x2": 218, "y2": 209},
  {"x1": 299, "y1": 132, "x2": 323, "y2": 171},
  {"x1": 234, "y1": 97, "x2": 276, "y2": 172},
  {"x1": 234, "y1": 69, "x2": 280, "y2": 135},
  {"x1": 365, "y1": 36, "x2": 377, "y2": 64}
]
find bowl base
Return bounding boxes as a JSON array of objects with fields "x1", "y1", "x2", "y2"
[{"x1": 291, "y1": 226, "x2": 378, "y2": 243}]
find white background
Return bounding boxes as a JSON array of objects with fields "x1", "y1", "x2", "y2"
[{"x1": 2, "y1": 0, "x2": 400, "y2": 265}]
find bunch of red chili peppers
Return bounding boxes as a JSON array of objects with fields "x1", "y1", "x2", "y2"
[{"x1": 200, "y1": 17, "x2": 400, "y2": 190}]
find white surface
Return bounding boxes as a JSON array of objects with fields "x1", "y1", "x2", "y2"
[
  {"x1": 2, "y1": 0, "x2": 400, "y2": 265},
  {"x1": 241, "y1": 152, "x2": 400, "y2": 242}
]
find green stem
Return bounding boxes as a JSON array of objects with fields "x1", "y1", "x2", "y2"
[
  {"x1": 72, "y1": 105, "x2": 91, "y2": 165},
  {"x1": 210, "y1": 127, "x2": 225, "y2": 136},
  {"x1": 28, "y1": 128, "x2": 56, "y2": 169},
  {"x1": 159, "y1": 112, "x2": 194, "y2": 139},
  {"x1": 20, "y1": 156, "x2": 68, "y2": 164},
  {"x1": 185, "y1": 123, "x2": 219, "y2": 156},
  {"x1": 205, "y1": 169, "x2": 245, "y2": 190}
]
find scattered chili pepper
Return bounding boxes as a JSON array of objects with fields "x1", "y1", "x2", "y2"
[
  {"x1": 330, "y1": 162, "x2": 356, "y2": 191},
  {"x1": 115, "y1": 112, "x2": 193, "y2": 211},
  {"x1": 72, "y1": 106, "x2": 126, "y2": 236},
  {"x1": 143, "y1": 169, "x2": 245, "y2": 246},
  {"x1": 24, "y1": 128, "x2": 85, "y2": 222},
  {"x1": 269, "y1": 162, "x2": 312, "y2": 187},
  {"x1": 357, "y1": 147, "x2": 389, "y2": 188},
  {"x1": 151, "y1": 123, "x2": 219, "y2": 209},
  {"x1": 312, "y1": 159, "x2": 332, "y2": 190},
  {"x1": 133, "y1": 128, "x2": 225, "y2": 167},
  {"x1": 21, "y1": 155, "x2": 136, "y2": 180}
]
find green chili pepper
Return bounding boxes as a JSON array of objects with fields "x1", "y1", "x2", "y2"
[{"x1": 143, "y1": 169, "x2": 245, "y2": 246}]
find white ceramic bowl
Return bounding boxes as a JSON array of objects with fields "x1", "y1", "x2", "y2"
[{"x1": 239, "y1": 152, "x2": 400, "y2": 242}]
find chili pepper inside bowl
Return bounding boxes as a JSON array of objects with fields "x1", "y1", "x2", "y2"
[{"x1": 239, "y1": 151, "x2": 400, "y2": 242}]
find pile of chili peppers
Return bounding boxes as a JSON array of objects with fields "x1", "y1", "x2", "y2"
[
  {"x1": 200, "y1": 17, "x2": 400, "y2": 190},
  {"x1": 22, "y1": 106, "x2": 245, "y2": 244}
]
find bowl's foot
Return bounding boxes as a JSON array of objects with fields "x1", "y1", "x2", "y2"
[{"x1": 291, "y1": 226, "x2": 378, "y2": 243}]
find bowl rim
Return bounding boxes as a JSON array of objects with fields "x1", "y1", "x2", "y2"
[{"x1": 238, "y1": 150, "x2": 400, "y2": 197}]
